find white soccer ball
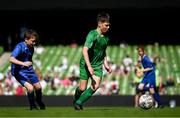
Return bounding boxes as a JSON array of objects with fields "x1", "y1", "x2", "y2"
[{"x1": 139, "y1": 94, "x2": 154, "y2": 110}]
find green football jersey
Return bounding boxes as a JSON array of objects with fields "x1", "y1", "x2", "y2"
[{"x1": 80, "y1": 29, "x2": 109, "y2": 69}]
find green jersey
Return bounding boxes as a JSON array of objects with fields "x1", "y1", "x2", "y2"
[{"x1": 80, "y1": 29, "x2": 109, "y2": 69}]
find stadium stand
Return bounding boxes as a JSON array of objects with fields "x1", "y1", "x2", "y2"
[{"x1": 0, "y1": 45, "x2": 180, "y2": 95}]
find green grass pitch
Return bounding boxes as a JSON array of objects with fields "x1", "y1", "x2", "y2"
[{"x1": 0, "y1": 107, "x2": 180, "y2": 117}]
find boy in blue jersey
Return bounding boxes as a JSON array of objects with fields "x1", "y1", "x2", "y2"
[
  {"x1": 137, "y1": 46, "x2": 162, "y2": 108},
  {"x1": 9, "y1": 29, "x2": 45, "y2": 110}
]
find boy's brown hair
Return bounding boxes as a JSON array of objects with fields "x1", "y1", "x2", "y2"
[
  {"x1": 97, "y1": 12, "x2": 110, "y2": 23},
  {"x1": 24, "y1": 29, "x2": 39, "y2": 40}
]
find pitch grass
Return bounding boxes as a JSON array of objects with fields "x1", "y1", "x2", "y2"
[{"x1": 0, "y1": 107, "x2": 179, "y2": 117}]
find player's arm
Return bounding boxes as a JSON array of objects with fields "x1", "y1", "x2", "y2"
[
  {"x1": 83, "y1": 31, "x2": 96, "y2": 75},
  {"x1": 103, "y1": 56, "x2": 112, "y2": 74},
  {"x1": 141, "y1": 67, "x2": 153, "y2": 73},
  {"x1": 9, "y1": 56, "x2": 32, "y2": 67},
  {"x1": 82, "y1": 47, "x2": 94, "y2": 75},
  {"x1": 9, "y1": 45, "x2": 32, "y2": 67},
  {"x1": 138, "y1": 67, "x2": 153, "y2": 73}
]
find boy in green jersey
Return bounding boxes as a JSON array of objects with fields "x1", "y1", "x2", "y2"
[{"x1": 73, "y1": 12, "x2": 112, "y2": 110}]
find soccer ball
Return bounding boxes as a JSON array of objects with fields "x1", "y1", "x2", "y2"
[{"x1": 139, "y1": 94, "x2": 154, "y2": 110}]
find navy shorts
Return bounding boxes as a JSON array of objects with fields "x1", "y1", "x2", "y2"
[
  {"x1": 12, "y1": 70, "x2": 39, "y2": 86},
  {"x1": 141, "y1": 73, "x2": 156, "y2": 88}
]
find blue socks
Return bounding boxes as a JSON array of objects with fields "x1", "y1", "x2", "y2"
[
  {"x1": 27, "y1": 91, "x2": 36, "y2": 107},
  {"x1": 143, "y1": 86, "x2": 149, "y2": 92},
  {"x1": 153, "y1": 92, "x2": 161, "y2": 105}
]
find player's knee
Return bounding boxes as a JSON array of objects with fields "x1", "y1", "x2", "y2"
[
  {"x1": 136, "y1": 88, "x2": 142, "y2": 94},
  {"x1": 149, "y1": 88, "x2": 155, "y2": 94},
  {"x1": 27, "y1": 86, "x2": 34, "y2": 93},
  {"x1": 91, "y1": 84, "x2": 99, "y2": 91},
  {"x1": 24, "y1": 82, "x2": 34, "y2": 92},
  {"x1": 34, "y1": 83, "x2": 42, "y2": 90},
  {"x1": 79, "y1": 86, "x2": 86, "y2": 91},
  {"x1": 138, "y1": 85, "x2": 143, "y2": 90}
]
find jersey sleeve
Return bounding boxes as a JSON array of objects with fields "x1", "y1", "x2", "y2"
[
  {"x1": 11, "y1": 44, "x2": 22, "y2": 58},
  {"x1": 145, "y1": 56, "x2": 153, "y2": 68},
  {"x1": 84, "y1": 31, "x2": 95, "y2": 49}
]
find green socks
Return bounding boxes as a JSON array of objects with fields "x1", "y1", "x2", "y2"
[
  {"x1": 73, "y1": 87, "x2": 84, "y2": 103},
  {"x1": 76, "y1": 87, "x2": 95, "y2": 105}
]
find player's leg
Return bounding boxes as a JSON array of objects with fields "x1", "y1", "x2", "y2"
[
  {"x1": 73, "y1": 79, "x2": 88, "y2": 110},
  {"x1": 14, "y1": 72, "x2": 37, "y2": 110},
  {"x1": 149, "y1": 76, "x2": 162, "y2": 108},
  {"x1": 75, "y1": 75, "x2": 101, "y2": 108},
  {"x1": 73, "y1": 79, "x2": 88, "y2": 104},
  {"x1": 138, "y1": 83, "x2": 145, "y2": 92},
  {"x1": 149, "y1": 87, "x2": 162, "y2": 107},
  {"x1": 135, "y1": 94, "x2": 139, "y2": 107},
  {"x1": 33, "y1": 82, "x2": 46, "y2": 110},
  {"x1": 138, "y1": 77, "x2": 149, "y2": 93},
  {"x1": 29, "y1": 72, "x2": 46, "y2": 110},
  {"x1": 73, "y1": 66, "x2": 89, "y2": 109},
  {"x1": 135, "y1": 84, "x2": 141, "y2": 107},
  {"x1": 24, "y1": 82, "x2": 38, "y2": 110},
  {"x1": 75, "y1": 68, "x2": 102, "y2": 110}
]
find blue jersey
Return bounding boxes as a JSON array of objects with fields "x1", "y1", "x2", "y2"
[
  {"x1": 11, "y1": 42, "x2": 34, "y2": 74},
  {"x1": 141, "y1": 55, "x2": 155, "y2": 77},
  {"x1": 141, "y1": 55, "x2": 156, "y2": 88},
  {"x1": 10, "y1": 42, "x2": 39, "y2": 86}
]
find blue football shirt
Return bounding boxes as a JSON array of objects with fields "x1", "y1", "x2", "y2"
[
  {"x1": 11, "y1": 42, "x2": 34, "y2": 74},
  {"x1": 141, "y1": 55, "x2": 155, "y2": 77}
]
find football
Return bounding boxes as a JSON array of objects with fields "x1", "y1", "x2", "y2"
[{"x1": 139, "y1": 94, "x2": 154, "y2": 110}]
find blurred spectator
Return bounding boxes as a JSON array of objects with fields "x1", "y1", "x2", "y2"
[
  {"x1": 109, "y1": 62, "x2": 117, "y2": 72},
  {"x1": 61, "y1": 54, "x2": 68, "y2": 71},
  {"x1": 113, "y1": 64, "x2": 125, "y2": 76},
  {"x1": 69, "y1": 76, "x2": 78, "y2": 87},
  {"x1": 0, "y1": 72, "x2": 4, "y2": 95},
  {"x1": 5, "y1": 70, "x2": 15, "y2": 94},
  {"x1": 166, "y1": 76, "x2": 175, "y2": 87},
  {"x1": 119, "y1": 41, "x2": 128, "y2": 48},
  {"x1": 123, "y1": 54, "x2": 133, "y2": 75},
  {"x1": 15, "y1": 85, "x2": 25, "y2": 96},
  {"x1": 51, "y1": 73, "x2": 60, "y2": 91},
  {"x1": 35, "y1": 45, "x2": 44, "y2": 55},
  {"x1": 158, "y1": 76, "x2": 166, "y2": 95},
  {"x1": 154, "y1": 63, "x2": 166, "y2": 95},
  {"x1": 98, "y1": 76, "x2": 111, "y2": 95},
  {"x1": 44, "y1": 72, "x2": 52, "y2": 83},
  {"x1": 69, "y1": 63, "x2": 79, "y2": 77},
  {"x1": 153, "y1": 54, "x2": 161, "y2": 63},
  {"x1": 152, "y1": 54, "x2": 166, "y2": 63},
  {"x1": 57, "y1": 54, "x2": 68, "y2": 73},
  {"x1": 110, "y1": 77, "x2": 119, "y2": 95},
  {"x1": 70, "y1": 40, "x2": 78, "y2": 48},
  {"x1": 4, "y1": 86, "x2": 13, "y2": 95},
  {"x1": 60, "y1": 76, "x2": 72, "y2": 87},
  {"x1": 33, "y1": 56, "x2": 42, "y2": 67}
]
